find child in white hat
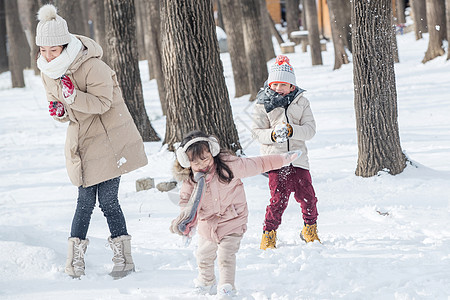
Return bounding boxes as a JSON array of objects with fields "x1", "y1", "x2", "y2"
[{"x1": 251, "y1": 55, "x2": 321, "y2": 250}]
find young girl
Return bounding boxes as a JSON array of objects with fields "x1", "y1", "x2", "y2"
[
  {"x1": 170, "y1": 131, "x2": 300, "y2": 298},
  {"x1": 35, "y1": 4, "x2": 147, "y2": 278}
]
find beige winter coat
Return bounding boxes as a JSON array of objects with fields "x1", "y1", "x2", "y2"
[
  {"x1": 174, "y1": 153, "x2": 295, "y2": 243},
  {"x1": 41, "y1": 35, "x2": 148, "y2": 187},
  {"x1": 251, "y1": 91, "x2": 316, "y2": 170}
]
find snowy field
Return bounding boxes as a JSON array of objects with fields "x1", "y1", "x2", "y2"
[{"x1": 0, "y1": 31, "x2": 449, "y2": 299}]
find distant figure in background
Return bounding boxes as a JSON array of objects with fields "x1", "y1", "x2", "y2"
[
  {"x1": 170, "y1": 130, "x2": 300, "y2": 297},
  {"x1": 35, "y1": 4, "x2": 147, "y2": 279},
  {"x1": 252, "y1": 55, "x2": 321, "y2": 250}
]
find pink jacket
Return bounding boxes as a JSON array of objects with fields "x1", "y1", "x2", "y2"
[{"x1": 178, "y1": 153, "x2": 295, "y2": 242}]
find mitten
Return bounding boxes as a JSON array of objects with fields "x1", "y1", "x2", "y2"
[
  {"x1": 48, "y1": 101, "x2": 65, "y2": 117},
  {"x1": 170, "y1": 208, "x2": 191, "y2": 236},
  {"x1": 283, "y1": 150, "x2": 302, "y2": 166},
  {"x1": 60, "y1": 75, "x2": 76, "y2": 104},
  {"x1": 271, "y1": 122, "x2": 293, "y2": 143}
]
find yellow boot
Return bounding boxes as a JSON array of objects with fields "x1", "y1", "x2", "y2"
[
  {"x1": 300, "y1": 223, "x2": 321, "y2": 243},
  {"x1": 260, "y1": 230, "x2": 277, "y2": 250}
]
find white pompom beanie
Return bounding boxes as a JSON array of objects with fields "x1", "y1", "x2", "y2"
[
  {"x1": 35, "y1": 4, "x2": 72, "y2": 46},
  {"x1": 267, "y1": 55, "x2": 297, "y2": 87}
]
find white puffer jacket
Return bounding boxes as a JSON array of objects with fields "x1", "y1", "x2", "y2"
[{"x1": 251, "y1": 91, "x2": 316, "y2": 170}]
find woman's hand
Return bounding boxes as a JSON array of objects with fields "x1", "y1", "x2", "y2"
[
  {"x1": 48, "y1": 101, "x2": 65, "y2": 117},
  {"x1": 60, "y1": 75, "x2": 76, "y2": 104}
]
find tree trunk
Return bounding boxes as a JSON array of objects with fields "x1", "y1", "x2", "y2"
[
  {"x1": 9, "y1": 0, "x2": 30, "y2": 70},
  {"x1": 342, "y1": 0, "x2": 352, "y2": 53},
  {"x1": 221, "y1": 0, "x2": 250, "y2": 98},
  {"x1": 422, "y1": 0, "x2": 445, "y2": 63},
  {"x1": 447, "y1": 0, "x2": 450, "y2": 60},
  {"x1": 411, "y1": 0, "x2": 428, "y2": 40},
  {"x1": 215, "y1": 0, "x2": 225, "y2": 29},
  {"x1": 80, "y1": 0, "x2": 92, "y2": 37},
  {"x1": 57, "y1": 0, "x2": 90, "y2": 37},
  {"x1": 92, "y1": 0, "x2": 109, "y2": 64},
  {"x1": 301, "y1": 0, "x2": 307, "y2": 30},
  {"x1": 352, "y1": 0, "x2": 406, "y2": 177},
  {"x1": 161, "y1": 0, "x2": 241, "y2": 152},
  {"x1": 143, "y1": 0, "x2": 167, "y2": 115},
  {"x1": 268, "y1": 11, "x2": 285, "y2": 45},
  {"x1": 24, "y1": 0, "x2": 40, "y2": 75},
  {"x1": 259, "y1": 0, "x2": 275, "y2": 62},
  {"x1": 39, "y1": 0, "x2": 53, "y2": 6},
  {"x1": 327, "y1": 0, "x2": 349, "y2": 70},
  {"x1": 0, "y1": 0, "x2": 9, "y2": 73},
  {"x1": 134, "y1": 0, "x2": 146, "y2": 60},
  {"x1": 439, "y1": 0, "x2": 447, "y2": 40},
  {"x1": 241, "y1": 0, "x2": 268, "y2": 100},
  {"x1": 105, "y1": 0, "x2": 160, "y2": 142},
  {"x1": 326, "y1": 0, "x2": 352, "y2": 52},
  {"x1": 286, "y1": 0, "x2": 300, "y2": 37},
  {"x1": 304, "y1": 0, "x2": 323, "y2": 65},
  {"x1": 5, "y1": 0, "x2": 25, "y2": 87},
  {"x1": 396, "y1": 0, "x2": 406, "y2": 24},
  {"x1": 142, "y1": 0, "x2": 153, "y2": 78},
  {"x1": 391, "y1": 16, "x2": 399, "y2": 63}
]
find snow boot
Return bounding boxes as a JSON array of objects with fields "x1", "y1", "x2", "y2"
[
  {"x1": 194, "y1": 278, "x2": 217, "y2": 295},
  {"x1": 300, "y1": 223, "x2": 321, "y2": 243},
  {"x1": 217, "y1": 283, "x2": 236, "y2": 299},
  {"x1": 260, "y1": 230, "x2": 277, "y2": 250},
  {"x1": 108, "y1": 235, "x2": 135, "y2": 279},
  {"x1": 65, "y1": 237, "x2": 89, "y2": 278}
]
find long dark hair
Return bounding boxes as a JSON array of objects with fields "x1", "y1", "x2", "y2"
[{"x1": 181, "y1": 131, "x2": 234, "y2": 184}]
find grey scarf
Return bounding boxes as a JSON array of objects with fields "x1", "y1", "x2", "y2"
[{"x1": 256, "y1": 81, "x2": 305, "y2": 113}]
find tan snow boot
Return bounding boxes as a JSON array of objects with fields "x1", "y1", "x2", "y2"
[
  {"x1": 260, "y1": 230, "x2": 277, "y2": 250},
  {"x1": 65, "y1": 237, "x2": 89, "y2": 278},
  {"x1": 108, "y1": 235, "x2": 135, "y2": 279},
  {"x1": 300, "y1": 223, "x2": 321, "y2": 243}
]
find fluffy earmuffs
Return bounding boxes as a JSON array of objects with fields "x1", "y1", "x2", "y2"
[{"x1": 176, "y1": 136, "x2": 220, "y2": 168}]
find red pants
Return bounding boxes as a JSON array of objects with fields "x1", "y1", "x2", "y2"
[{"x1": 263, "y1": 165, "x2": 318, "y2": 231}]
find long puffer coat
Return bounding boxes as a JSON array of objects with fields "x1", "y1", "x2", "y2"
[{"x1": 41, "y1": 35, "x2": 148, "y2": 187}]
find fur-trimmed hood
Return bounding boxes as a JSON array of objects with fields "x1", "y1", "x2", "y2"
[{"x1": 172, "y1": 160, "x2": 191, "y2": 182}]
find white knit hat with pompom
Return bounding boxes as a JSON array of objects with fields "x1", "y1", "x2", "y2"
[
  {"x1": 35, "y1": 4, "x2": 71, "y2": 46},
  {"x1": 267, "y1": 55, "x2": 297, "y2": 87}
]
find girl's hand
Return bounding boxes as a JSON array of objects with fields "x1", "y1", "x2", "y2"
[{"x1": 283, "y1": 150, "x2": 302, "y2": 165}]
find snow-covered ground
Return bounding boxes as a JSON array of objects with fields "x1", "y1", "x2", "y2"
[{"x1": 1, "y1": 31, "x2": 449, "y2": 299}]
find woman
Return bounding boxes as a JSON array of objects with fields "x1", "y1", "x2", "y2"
[{"x1": 35, "y1": 4, "x2": 148, "y2": 279}]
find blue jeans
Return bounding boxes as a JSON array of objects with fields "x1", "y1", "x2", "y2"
[{"x1": 70, "y1": 176, "x2": 128, "y2": 239}]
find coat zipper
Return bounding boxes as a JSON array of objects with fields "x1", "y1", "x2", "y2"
[{"x1": 285, "y1": 108, "x2": 290, "y2": 152}]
